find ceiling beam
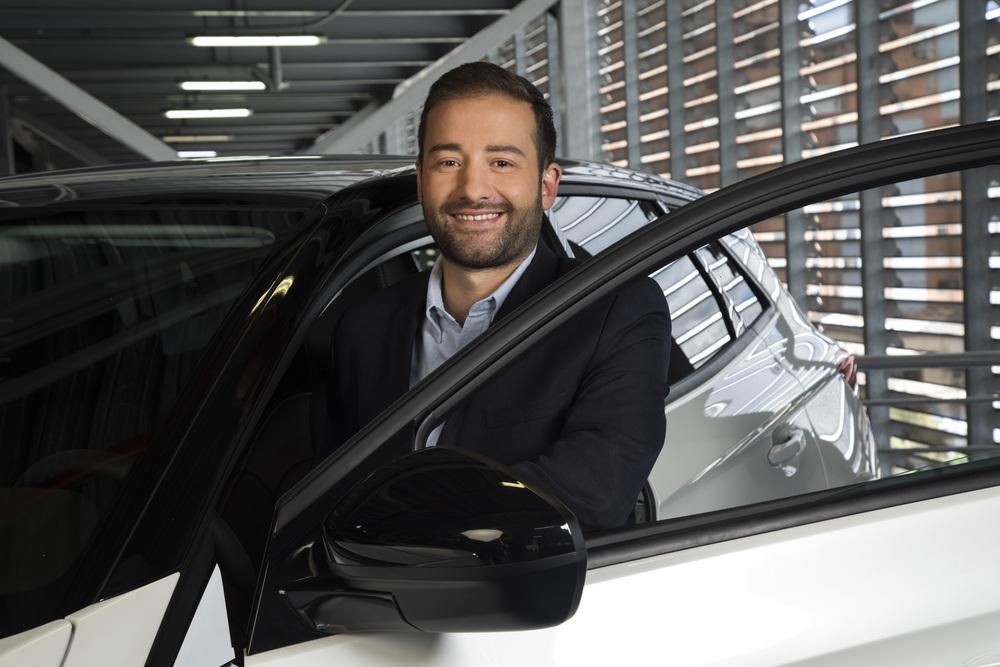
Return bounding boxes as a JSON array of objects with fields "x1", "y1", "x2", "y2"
[
  {"x1": 40, "y1": 96, "x2": 367, "y2": 114},
  {"x1": 0, "y1": 7, "x2": 509, "y2": 21},
  {"x1": 305, "y1": 0, "x2": 558, "y2": 154},
  {"x1": 0, "y1": 62, "x2": 430, "y2": 82},
  {"x1": 0, "y1": 34, "x2": 174, "y2": 161},
  {"x1": 1, "y1": 42, "x2": 455, "y2": 67},
  {"x1": 0, "y1": 7, "x2": 509, "y2": 29},
  {"x1": 11, "y1": 109, "x2": 110, "y2": 165},
  {"x1": 297, "y1": 99, "x2": 382, "y2": 155},
  {"x1": 0, "y1": 15, "x2": 496, "y2": 40}
]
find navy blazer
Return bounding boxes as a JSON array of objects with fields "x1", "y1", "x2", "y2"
[{"x1": 328, "y1": 243, "x2": 671, "y2": 530}]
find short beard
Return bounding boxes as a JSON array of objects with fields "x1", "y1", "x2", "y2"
[{"x1": 425, "y1": 192, "x2": 543, "y2": 270}]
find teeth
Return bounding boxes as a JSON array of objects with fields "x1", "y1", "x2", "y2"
[{"x1": 455, "y1": 212, "x2": 501, "y2": 221}]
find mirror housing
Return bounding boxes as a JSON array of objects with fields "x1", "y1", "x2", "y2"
[{"x1": 277, "y1": 447, "x2": 586, "y2": 635}]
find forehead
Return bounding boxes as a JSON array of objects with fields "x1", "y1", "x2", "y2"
[{"x1": 424, "y1": 94, "x2": 537, "y2": 153}]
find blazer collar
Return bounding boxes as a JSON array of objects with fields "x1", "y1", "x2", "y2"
[
  {"x1": 494, "y1": 242, "x2": 560, "y2": 322},
  {"x1": 394, "y1": 241, "x2": 559, "y2": 391}
]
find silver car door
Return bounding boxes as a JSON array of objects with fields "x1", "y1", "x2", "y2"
[
  {"x1": 719, "y1": 228, "x2": 879, "y2": 487},
  {"x1": 647, "y1": 248, "x2": 826, "y2": 520}
]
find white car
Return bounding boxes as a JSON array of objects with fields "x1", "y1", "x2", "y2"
[{"x1": 1, "y1": 122, "x2": 998, "y2": 666}]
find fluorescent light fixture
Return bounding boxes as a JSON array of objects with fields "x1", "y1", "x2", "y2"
[
  {"x1": 164, "y1": 108, "x2": 252, "y2": 119},
  {"x1": 177, "y1": 150, "x2": 218, "y2": 158},
  {"x1": 180, "y1": 80, "x2": 266, "y2": 91},
  {"x1": 190, "y1": 35, "x2": 324, "y2": 47},
  {"x1": 162, "y1": 134, "x2": 234, "y2": 143},
  {"x1": 193, "y1": 10, "x2": 324, "y2": 17}
]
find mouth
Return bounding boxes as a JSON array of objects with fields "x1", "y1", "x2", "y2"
[{"x1": 448, "y1": 210, "x2": 506, "y2": 225}]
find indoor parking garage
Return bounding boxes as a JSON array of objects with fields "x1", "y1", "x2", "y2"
[{"x1": 1, "y1": 2, "x2": 999, "y2": 665}]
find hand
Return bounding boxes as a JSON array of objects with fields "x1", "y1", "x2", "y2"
[{"x1": 836, "y1": 353, "x2": 858, "y2": 391}]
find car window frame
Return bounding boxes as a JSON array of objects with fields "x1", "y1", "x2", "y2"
[
  {"x1": 550, "y1": 188, "x2": 664, "y2": 256},
  {"x1": 271, "y1": 120, "x2": 1000, "y2": 577},
  {"x1": 696, "y1": 239, "x2": 771, "y2": 329}
]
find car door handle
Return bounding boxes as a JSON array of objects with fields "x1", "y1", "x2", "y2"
[{"x1": 768, "y1": 425, "x2": 806, "y2": 466}]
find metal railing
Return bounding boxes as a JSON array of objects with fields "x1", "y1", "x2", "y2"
[{"x1": 856, "y1": 351, "x2": 1000, "y2": 473}]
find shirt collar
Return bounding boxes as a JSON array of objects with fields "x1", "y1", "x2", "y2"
[{"x1": 424, "y1": 246, "x2": 538, "y2": 339}]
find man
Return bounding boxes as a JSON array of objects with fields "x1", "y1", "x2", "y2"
[{"x1": 330, "y1": 62, "x2": 670, "y2": 531}]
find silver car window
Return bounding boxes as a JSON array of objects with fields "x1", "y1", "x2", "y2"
[
  {"x1": 695, "y1": 243, "x2": 765, "y2": 333},
  {"x1": 550, "y1": 195, "x2": 659, "y2": 255},
  {"x1": 650, "y1": 254, "x2": 732, "y2": 370}
]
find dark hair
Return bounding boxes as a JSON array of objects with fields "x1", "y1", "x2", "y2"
[{"x1": 417, "y1": 61, "x2": 557, "y2": 170}]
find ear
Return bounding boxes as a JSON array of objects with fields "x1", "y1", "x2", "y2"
[
  {"x1": 540, "y1": 162, "x2": 562, "y2": 210},
  {"x1": 415, "y1": 159, "x2": 423, "y2": 203}
]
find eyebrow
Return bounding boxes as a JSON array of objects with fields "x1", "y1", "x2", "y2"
[
  {"x1": 427, "y1": 143, "x2": 461, "y2": 154},
  {"x1": 485, "y1": 144, "x2": 526, "y2": 156},
  {"x1": 426, "y1": 143, "x2": 527, "y2": 157}
]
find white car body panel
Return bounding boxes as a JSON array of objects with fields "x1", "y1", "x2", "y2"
[
  {"x1": 0, "y1": 619, "x2": 71, "y2": 667},
  {"x1": 61, "y1": 572, "x2": 178, "y2": 667},
  {"x1": 175, "y1": 565, "x2": 235, "y2": 667},
  {"x1": 248, "y1": 484, "x2": 1000, "y2": 666}
]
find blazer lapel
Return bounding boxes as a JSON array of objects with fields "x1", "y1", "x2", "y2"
[
  {"x1": 493, "y1": 243, "x2": 561, "y2": 324},
  {"x1": 379, "y1": 271, "x2": 429, "y2": 412},
  {"x1": 439, "y1": 244, "x2": 561, "y2": 450}
]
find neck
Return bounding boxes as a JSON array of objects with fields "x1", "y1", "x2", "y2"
[{"x1": 440, "y1": 255, "x2": 525, "y2": 325}]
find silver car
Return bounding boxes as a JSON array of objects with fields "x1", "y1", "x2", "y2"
[{"x1": 546, "y1": 171, "x2": 876, "y2": 523}]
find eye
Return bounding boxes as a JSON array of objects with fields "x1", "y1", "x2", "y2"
[
  {"x1": 493, "y1": 159, "x2": 513, "y2": 168},
  {"x1": 438, "y1": 158, "x2": 460, "y2": 168}
]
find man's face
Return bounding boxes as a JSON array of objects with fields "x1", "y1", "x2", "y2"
[{"x1": 416, "y1": 93, "x2": 561, "y2": 270}]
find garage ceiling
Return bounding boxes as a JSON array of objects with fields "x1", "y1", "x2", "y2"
[{"x1": 0, "y1": 0, "x2": 522, "y2": 167}]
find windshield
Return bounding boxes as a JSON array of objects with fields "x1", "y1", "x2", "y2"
[{"x1": 0, "y1": 201, "x2": 308, "y2": 637}]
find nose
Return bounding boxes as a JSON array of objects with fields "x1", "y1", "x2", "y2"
[{"x1": 455, "y1": 161, "x2": 493, "y2": 202}]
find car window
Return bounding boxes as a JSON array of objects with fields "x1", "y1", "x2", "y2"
[
  {"x1": 0, "y1": 202, "x2": 306, "y2": 637},
  {"x1": 695, "y1": 241, "x2": 766, "y2": 332},
  {"x1": 551, "y1": 196, "x2": 753, "y2": 380},
  {"x1": 650, "y1": 253, "x2": 732, "y2": 374},
  {"x1": 550, "y1": 195, "x2": 660, "y2": 255}
]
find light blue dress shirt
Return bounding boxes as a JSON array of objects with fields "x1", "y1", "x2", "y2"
[{"x1": 410, "y1": 247, "x2": 537, "y2": 446}]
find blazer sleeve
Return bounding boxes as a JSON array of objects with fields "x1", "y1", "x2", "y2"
[{"x1": 510, "y1": 276, "x2": 671, "y2": 531}]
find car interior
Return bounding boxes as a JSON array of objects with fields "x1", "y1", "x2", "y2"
[{"x1": 222, "y1": 222, "x2": 693, "y2": 552}]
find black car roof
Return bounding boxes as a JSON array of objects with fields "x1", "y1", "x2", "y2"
[{"x1": 0, "y1": 155, "x2": 703, "y2": 209}]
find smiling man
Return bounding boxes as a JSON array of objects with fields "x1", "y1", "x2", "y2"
[{"x1": 329, "y1": 62, "x2": 671, "y2": 530}]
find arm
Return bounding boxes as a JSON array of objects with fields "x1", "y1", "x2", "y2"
[{"x1": 511, "y1": 277, "x2": 671, "y2": 531}]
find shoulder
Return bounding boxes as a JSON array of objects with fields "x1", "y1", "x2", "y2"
[
  {"x1": 591, "y1": 275, "x2": 670, "y2": 351},
  {"x1": 553, "y1": 254, "x2": 663, "y2": 310},
  {"x1": 553, "y1": 255, "x2": 580, "y2": 278},
  {"x1": 618, "y1": 274, "x2": 668, "y2": 311},
  {"x1": 335, "y1": 270, "x2": 428, "y2": 338},
  {"x1": 595, "y1": 272, "x2": 669, "y2": 323}
]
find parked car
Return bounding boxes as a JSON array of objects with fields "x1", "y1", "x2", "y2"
[{"x1": 1, "y1": 121, "x2": 998, "y2": 667}]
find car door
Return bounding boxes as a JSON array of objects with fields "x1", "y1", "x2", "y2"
[
  {"x1": 647, "y1": 242, "x2": 827, "y2": 519},
  {"x1": 241, "y1": 122, "x2": 1000, "y2": 666},
  {"x1": 718, "y1": 228, "x2": 878, "y2": 486},
  {"x1": 0, "y1": 195, "x2": 319, "y2": 666}
]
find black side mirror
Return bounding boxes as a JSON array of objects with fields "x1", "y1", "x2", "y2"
[{"x1": 273, "y1": 447, "x2": 586, "y2": 637}]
